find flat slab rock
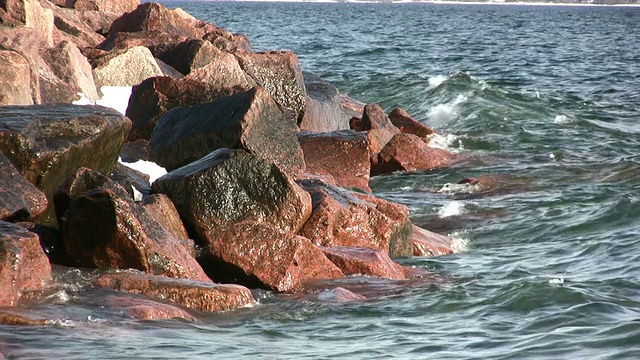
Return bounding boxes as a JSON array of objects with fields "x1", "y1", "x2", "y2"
[
  {"x1": 93, "y1": 270, "x2": 255, "y2": 313},
  {"x1": 320, "y1": 246, "x2": 406, "y2": 280},
  {"x1": 0, "y1": 221, "x2": 52, "y2": 307},
  {"x1": 412, "y1": 225, "x2": 454, "y2": 257}
]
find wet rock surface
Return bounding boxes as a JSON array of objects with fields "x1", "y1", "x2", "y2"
[
  {"x1": 0, "y1": 152, "x2": 48, "y2": 222},
  {"x1": 0, "y1": 221, "x2": 52, "y2": 307},
  {"x1": 296, "y1": 130, "x2": 371, "y2": 192},
  {"x1": 320, "y1": 246, "x2": 406, "y2": 280},
  {"x1": 149, "y1": 86, "x2": 305, "y2": 178},
  {"x1": 411, "y1": 225, "x2": 454, "y2": 257},
  {"x1": 373, "y1": 133, "x2": 456, "y2": 176},
  {"x1": 388, "y1": 108, "x2": 435, "y2": 140},
  {"x1": 299, "y1": 72, "x2": 349, "y2": 132},
  {"x1": 93, "y1": 270, "x2": 255, "y2": 313}
]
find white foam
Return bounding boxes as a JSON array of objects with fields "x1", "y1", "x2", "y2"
[
  {"x1": 448, "y1": 231, "x2": 469, "y2": 253},
  {"x1": 438, "y1": 182, "x2": 481, "y2": 195},
  {"x1": 428, "y1": 75, "x2": 448, "y2": 88},
  {"x1": 428, "y1": 133, "x2": 463, "y2": 151},
  {"x1": 438, "y1": 201, "x2": 465, "y2": 218},
  {"x1": 427, "y1": 94, "x2": 467, "y2": 125},
  {"x1": 73, "y1": 86, "x2": 133, "y2": 116},
  {"x1": 118, "y1": 157, "x2": 167, "y2": 184},
  {"x1": 549, "y1": 274, "x2": 564, "y2": 285},
  {"x1": 554, "y1": 114, "x2": 572, "y2": 124}
]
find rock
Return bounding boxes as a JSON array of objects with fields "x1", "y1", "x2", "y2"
[
  {"x1": 0, "y1": 151, "x2": 47, "y2": 222},
  {"x1": 109, "y1": 162, "x2": 151, "y2": 199},
  {"x1": 0, "y1": 50, "x2": 33, "y2": 105},
  {"x1": 299, "y1": 72, "x2": 349, "y2": 132},
  {"x1": 76, "y1": 10, "x2": 118, "y2": 34},
  {"x1": 92, "y1": 46, "x2": 164, "y2": 88},
  {"x1": 0, "y1": 310, "x2": 47, "y2": 326},
  {"x1": 0, "y1": 221, "x2": 52, "y2": 307},
  {"x1": 119, "y1": 139, "x2": 151, "y2": 162},
  {"x1": 296, "y1": 130, "x2": 371, "y2": 192},
  {"x1": 141, "y1": 194, "x2": 190, "y2": 243},
  {"x1": 1, "y1": 0, "x2": 54, "y2": 47},
  {"x1": 320, "y1": 246, "x2": 405, "y2": 280},
  {"x1": 198, "y1": 223, "x2": 343, "y2": 292},
  {"x1": 126, "y1": 76, "x2": 241, "y2": 141},
  {"x1": 149, "y1": 87, "x2": 305, "y2": 178},
  {"x1": 109, "y1": 2, "x2": 220, "y2": 39},
  {"x1": 339, "y1": 93, "x2": 365, "y2": 119},
  {"x1": 0, "y1": 104, "x2": 131, "y2": 225},
  {"x1": 298, "y1": 180, "x2": 413, "y2": 258},
  {"x1": 93, "y1": 270, "x2": 255, "y2": 313},
  {"x1": 149, "y1": 39, "x2": 225, "y2": 76},
  {"x1": 57, "y1": 168, "x2": 210, "y2": 281},
  {"x1": 99, "y1": 294, "x2": 194, "y2": 321},
  {"x1": 14, "y1": 222, "x2": 68, "y2": 265},
  {"x1": 65, "y1": 0, "x2": 139, "y2": 16},
  {"x1": 313, "y1": 287, "x2": 366, "y2": 302},
  {"x1": 46, "y1": 4, "x2": 106, "y2": 48},
  {"x1": 350, "y1": 103, "x2": 397, "y2": 132},
  {"x1": 388, "y1": 108, "x2": 435, "y2": 139},
  {"x1": 153, "y1": 149, "x2": 312, "y2": 241},
  {"x1": 372, "y1": 133, "x2": 456, "y2": 176},
  {"x1": 184, "y1": 49, "x2": 255, "y2": 91},
  {"x1": 412, "y1": 225, "x2": 453, "y2": 257},
  {"x1": 235, "y1": 51, "x2": 307, "y2": 124},
  {"x1": 41, "y1": 41, "x2": 99, "y2": 102}
]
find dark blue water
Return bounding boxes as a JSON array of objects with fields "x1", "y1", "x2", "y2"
[{"x1": 2, "y1": 2, "x2": 640, "y2": 359}]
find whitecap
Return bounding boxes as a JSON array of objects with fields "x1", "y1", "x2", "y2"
[
  {"x1": 549, "y1": 274, "x2": 565, "y2": 285},
  {"x1": 438, "y1": 182, "x2": 481, "y2": 195},
  {"x1": 428, "y1": 133, "x2": 463, "y2": 151},
  {"x1": 428, "y1": 74, "x2": 448, "y2": 88},
  {"x1": 118, "y1": 157, "x2": 167, "y2": 184},
  {"x1": 438, "y1": 201, "x2": 465, "y2": 218},
  {"x1": 427, "y1": 94, "x2": 468, "y2": 125},
  {"x1": 553, "y1": 114, "x2": 572, "y2": 124},
  {"x1": 448, "y1": 231, "x2": 469, "y2": 253}
]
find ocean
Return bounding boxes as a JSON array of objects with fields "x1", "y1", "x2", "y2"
[{"x1": 2, "y1": 2, "x2": 640, "y2": 359}]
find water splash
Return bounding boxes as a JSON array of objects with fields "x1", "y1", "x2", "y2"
[
  {"x1": 427, "y1": 94, "x2": 468, "y2": 125},
  {"x1": 438, "y1": 182, "x2": 482, "y2": 195},
  {"x1": 428, "y1": 133, "x2": 464, "y2": 151},
  {"x1": 438, "y1": 201, "x2": 465, "y2": 218},
  {"x1": 428, "y1": 74, "x2": 448, "y2": 88},
  {"x1": 448, "y1": 231, "x2": 470, "y2": 253}
]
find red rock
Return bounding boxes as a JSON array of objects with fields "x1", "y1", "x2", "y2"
[
  {"x1": 93, "y1": 270, "x2": 255, "y2": 313},
  {"x1": 1, "y1": 0, "x2": 54, "y2": 47},
  {"x1": 0, "y1": 221, "x2": 52, "y2": 307},
  {"x1": 339, "y1": 93, "x2": 365, "y2": 119},
  {"x1": 199, "y1": 223, "x2": 343, "y2": 292},
  {"x1": 296, "y1": 130, "x2": 371, "y2": 192},
  {"x1": 372, "y1": 133, "x2": 456, "y2": 176},
  {"x1": 100, "y1": 295, "x2": 194, "y2": 321},
  {"x1": 412, "y1": 225, "x2": 454, "y2": 257},
  {"x1": 0, "y1": 152, "x2": 47, "y2": 222},
  {"x1": 149, "y1": 87, "x2": 305, "y2": 178},
  {"x1": 320, "y1": 246, "x2": 405, "y2": 280},
  {"x1": 184, "y1": 49, "x2": 255, "y2": 91},
  {"x1": 0, "y1": 310, "x2": 47, "y2": 326},
  {"x1": 45, "y1": 2, "x2": 106, "y2": 48},
  {"x1": 0, "y1": 50, "x2": 32, "y2": 105},
  {"x1": 41, "y1": 41, "x2": 99, "y2": 101},
  {"x1": 351, "y1": 103, "x2": 398, "y2": 132},
  {"x1": 57, "y1": 168, "x2": 209, "y2": 282},
  {"x1": 141, "y1": 194, "x2": 190, "y2": 242},
  {"x1": 149, "y1": 39, "x2": 228, "y2": 76},
  {"x1": 318, "y1": 287, "x2": 366, "y2": 302},
  {"x1": 119, "y1": 139, "x2": 151, "y2": 162},
  {"x1": 298, "y1": 180, "x2": 413, "y2": 258},
  {"x1": 15, "y1": 222, "x2": 68, "y2": 266},
  {"x1": 299, "y1": 72, "x2": 349, "y2": 132},
  {"x1": 235, "y1": 51, "x2": 307, "y2": 124},
  {"x1": 388, "y1": 108, "x2": 435, "y2": 139},
  {"x1": 0, "y1": 104, "x2": 131, "y2": 225},
  {"x1": 126, "y1": 76, "x2": 237, "y2": 141},
  {"x1": 152, "y1": 149, "x2": 312, "y2": 242},
  {"x1": 65, "y1": 0, "x2": 139, "y2": 15},
  {"x1": 110, "y1": 162, "x2": 151, "y2": 198}
]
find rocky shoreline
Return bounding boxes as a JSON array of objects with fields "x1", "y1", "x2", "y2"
[{"x1": 1, "y1": 0, "x2": 467, "y2": 324}]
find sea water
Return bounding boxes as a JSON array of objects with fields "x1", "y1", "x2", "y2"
[{"x1": 2, "y1": 2, "x2": 640, "y2": 359}]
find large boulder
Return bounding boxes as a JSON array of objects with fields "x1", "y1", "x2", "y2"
[
  {"x1": 1, "y1": 0, "x2": 54, "y2": 47},
  {"x1": 235, "y1": 51, "x2": 307, "y2": 124},
  {"x1": 15, "y1": 221, "x2": 68, "y2": 265},
  {"x1": 92, "y1": 46, "x2": 164, "y2": 88},
  {"x1": 350, "y1": 103, "x2": 400, "y2": 160},
  {"x1": 388, "y1": 108, "x2": 435, "y2": 140},
  {"x1": 149, "y1": 86, "x2": 305, "y2": 178},
  {"x1": 41, "y1": 41, "x2": 99, "y2": 101},
  {"x1": 184, "y1": 48, "x2": 255, "y2": 90},
  {"x1": 44, "y1": 1, "x2": 106, "y2": 48},
  {"x1": 0, "y1": 152, "x2": 47, "y2": 222},
  {"x1": 320, "y1": 246, "x2": 405, "y2": 280},
  {"x1": 0, "y1": 50, "x2": 32, "y2": 105},
  {"x1": 198, "y1": 223, "x2": 343, "y2": 292},
  {"x1": 412, "y1": 225, "x2": 453, "y2": 257},
  {"x1": 65, "y1": 0, "x2": 139, "y2": 16},
  {"x1": 109, "y1": 2, "x2": 220, "y2": 39},
  {"x1": 141, "y1": 194, "x2": 190, "y2": 243},
  {"x1": 298, "y1": 180, "x2": 413, "y2": 258},
  {"x1": 299, "y1": 72, "x2": 349, "y2": 132},
  {"x1": 126, "y1": 76, "x2": 242, "y2": 141},
  {"x1": 149, "y1": 39, "x2": 226, "y2": 76},
  {"x1": 296, "y1": 130, "x2": 371, "y2": 192},
  {"x1": 152, "y1": 149, "x2": 312, "y2": 242},
  {"x1": 0, "y1": 221, "x2": 52, "y2": 307},
  {"x1": 56, "y1": 168, "x2": 210, "y2": 281},
  {"x1": 372, "y1": 133, "x2": 456, "y2": 176},
  {"x1": 0, "y1": 104, "x2": 131, "y2": 225},
  {"x1": 93, "y1": 270, "x2": 255, "y2": 313}
]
